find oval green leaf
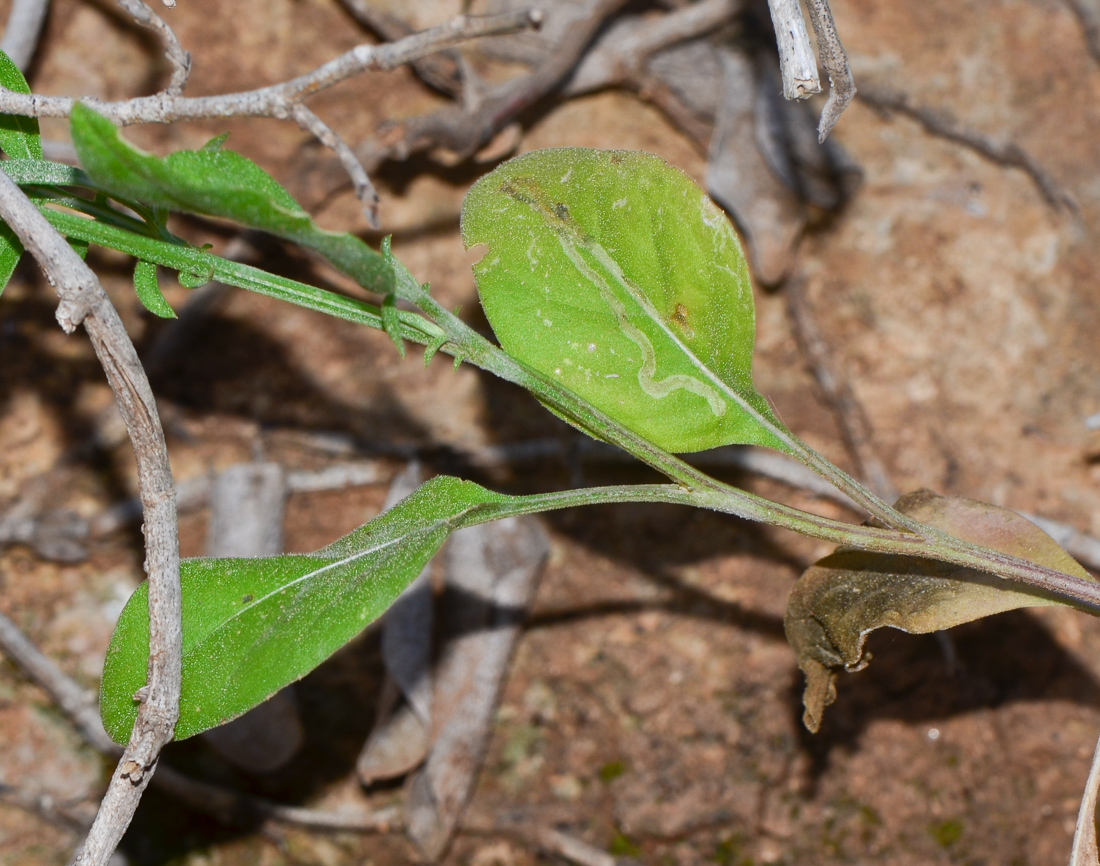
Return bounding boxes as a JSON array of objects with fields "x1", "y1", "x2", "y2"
[
  {"x1": 70, "y1": 104, "x2": 392, "y2": 295},
  {"x1": 785, "y1": 488, "x2": 1095, "y2": 732},
  {"x1": 462, "y1": 148, "x2": 791, "y2": 454},
  {"x1": 101, "y1": 476, "x2": 517, "y2": 743}
]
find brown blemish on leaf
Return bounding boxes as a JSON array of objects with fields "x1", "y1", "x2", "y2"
[{"x1": 669, "y1": 302, "x2": 694, "y2": 338}]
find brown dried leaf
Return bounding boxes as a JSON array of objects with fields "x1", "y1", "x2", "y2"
[{"x1": 786, "y1": 489, "x2": 1093, "y2": 732}]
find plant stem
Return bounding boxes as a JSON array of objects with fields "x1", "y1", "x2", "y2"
[
  {"x1": 456, "y1": 483, "x2": 1100, "y2": 614},
  {"x1": 36, "y1": 207, "x2": 1100, "y2": 614}
]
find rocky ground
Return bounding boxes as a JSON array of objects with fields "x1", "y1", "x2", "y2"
[{"x1": 1, "y1": 0, "x2": 1099, "y2": 864}]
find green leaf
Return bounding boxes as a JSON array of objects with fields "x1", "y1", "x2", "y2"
[
  {"x1": 0, "y1": 51, "x2": 42, "y2": 160},
  {"x1": 1, "y1": 159, "x2": 90, "y2": 187},
  {"x1": 462, "y1": 148, "x2": 790, "y2": 454},
  {"x1": 200, "y1": 132, "x2": 230, "y2": 152},
  {"x1": 177, "y1": 261, "x2": 213, "y2": 289},
  {"x1": 70, "y1": 104, "x2": 393, "y2": 294},
  {"x1": 785, "y1": 489, "x2": 1095, "y2": 733},
  {"x1": 381, "y1": 292, "x2": 405, "y2": 357},
  {"x1": 0, "y1": 222, "x2": 22, "y2": 297},
  {"x1": 68, "y1": 237, "x2": 89, "y2": 260},
  {"x1": 100, "y1": 475, "x2": 516, "y2": 743},
  {"x1": 133, "y1": 261, "x2": 176, "y2": 318}
]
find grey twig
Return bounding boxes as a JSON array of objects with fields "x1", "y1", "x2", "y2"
[
  {"x1": 115, "y1": 0, "x2": 191, "y2": 96},
  {"x1": 337, "y1": 0, "x2": 463, "y2": 97},
  {"x1": 563, "y1": 0, "x2": 743, "y2": 98},
  {"x1": 784, "y1": 277, "x2": 897, "y2": 502},
  {"x1": 1, "y1": 605, "x2": 615, "y2": 859},
  {"x1": 1066, "y1": 0, "x2": 1100, "y2": 62},
  {"x1": 362, "y1": 0, "x2": 624, "y2": 168},
  {"x1": 0, "y1": 0, "x2": 51, "y2": 71},
  {"x1": 802, "y1": 0, "x2": 855, "y2": 141},
  {"x1": 0, "y1": 785, "x2": 95, "y2": 834},
  {"x1": 1069, "y1": 729, "x2": 1100, "y2": 865},
  {"x1": 765, "y1": 0, "x2": 821, "y2": 100},
  {"x1": 0, "y1": 606, "x2": 401, "y2": 834},
  {"x1": 0, "y1": 610, "x2": 117, "y2": 754},
  {"x1": 857, "y1": 83, "x2": 1078, "y2": 214},
  {"x1": 0, "y1": 172, "x2": 181, "y2": 866},
  {"x1": 0, "y1": 10, "x2": 541, "y2": 125},
  {"x1": 559, "y1": 0, "x2": 743, "y2": 153},
  {"x1": 468, "y1": 815, "x2": 628, "y2": 866},
  {"x1": 290, "y1": 103, "x2": 380, "y2": 227}
]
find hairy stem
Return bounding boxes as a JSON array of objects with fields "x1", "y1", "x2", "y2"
[{"x1": 34, "y1": 206, "x2": 1100, "y2": 614}]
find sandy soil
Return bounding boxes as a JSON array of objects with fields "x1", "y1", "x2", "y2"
[{"x1": 1, "y1": 0, "x2": 1099, "y2": 864}]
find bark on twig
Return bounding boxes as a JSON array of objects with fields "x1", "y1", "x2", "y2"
[
  {"x1": 2, "y1": 604, "x2": 631, "y2": 866},
  {"x1": 290, "y1": 103, "x2": 380, "y2": 226},
  {"x1": 0, "y1": 605, "x2": 400, "y2": 833},
  {"x1": 562, "y1": 0, "x2": 743, "y2": 98},
  {"x1": 362, "y1": 0, "x2": 626, "y2": 168},
  {"x1": 765, "y1": 0, "x2": 820, "y2": 100},
  {"x1": 337, "y1": 0, "x2": 463, "y2": 96},
  {"x1": 0, "y1": 11, "x2": 536, "y2": 223},
  {"x1": 858, "y1": 83, "x2": 1078, "y2": 214},
  {"x1": 0, "y1": 611, "x2": 117, "y2": 754},
  {"x1": 785, "y1": 277, "x2": 897, "y2": 502},
  {"x1": 0, "y1": 171, "x2": 181, "y2": 866},
  {"x1": 0, "y1": 0, "x2": 51, "y2": 70},
  {"x1": 1069, "y1": 730, "x2": 1100, "y2": 865},
  {"x1": 115, "y1": 0, "x2": 191, "y2": 96},
  {"x1": 802, "y1": 0, "x2": 855, "y2": 141},
  {"x1": 0, "y1": 11, "x2": 538, "y2": 124}
]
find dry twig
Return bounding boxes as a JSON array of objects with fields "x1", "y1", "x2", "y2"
[
  {"x1": 337, "y1": 0, "x2": 463, "y2": 96},
  {"x1": 562, "y1": 0, "x2": 743, "y2": 98},
  {"x1": 0, "y1": 11, "x2": 538, "y2": 125},
  {"x1": 0, "y1": 10, "x2": 539, "y2": 226},
  {"x1": 0, "y1": 611, "x2": 116, "y2": 754},
  {"x1": 858, "y1": 83, "x2": 1078, "y2": 214},
  {"x1": 2, "y1": 604, "x2": 626, "y2": 866},
  {"x1": 1069, "y1": 729, "x2": 1100, "y2": 865},
  {"x1": 0, "y1": 605, "x2": 401, "y2": 834},
  {"x1": 0, "y1": 0, "x2": 51, "y2": 70},
  {"x1": 115, "y1": 0, "x2": 191, "y2": 96},
  {"x1": 765, "y1": 0, "x2": 820, "y2": 100},
  {"x1": 0, "y1": 171, "x2": 181, "y2": 866},
  {"x1": 290, "y1": 103, "x2": 380, "y2": 225},
  {"x1": 361, "y1": 0, "x2": 624, "y2": 168},
  {"x1": 785, "y1": 277, "x2": 897, "y2": 502},
  {"x1": 802, "y1": 0, "x2": 855, "y2": 141}
]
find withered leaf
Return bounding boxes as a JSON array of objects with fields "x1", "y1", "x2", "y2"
[{"x1": 786, "y1": 489, "x2": 1093, "y2": 732}]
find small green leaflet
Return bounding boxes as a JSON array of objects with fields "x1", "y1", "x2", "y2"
[
  {"x1": 0, "y1": 50, "x2": 42, "y2": 297},
  {"x1": 101, "y1": 476, "x2": 520, "y2": 743},
  {"x1": 0, "y1": 51, "x2": 42, "y2": 161},
  {"x1": 462, "y1": 148, "x2": 791, "y2": 454},
  {"x1": 70, "y1": 104, "x2": 394, "y2": 296},
  {"x1": 133, "y1": 261, "x2": 176, "y2": 318},
  {"x1": 0, "y1": 222, "x2": 20, "y2": 297}
]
